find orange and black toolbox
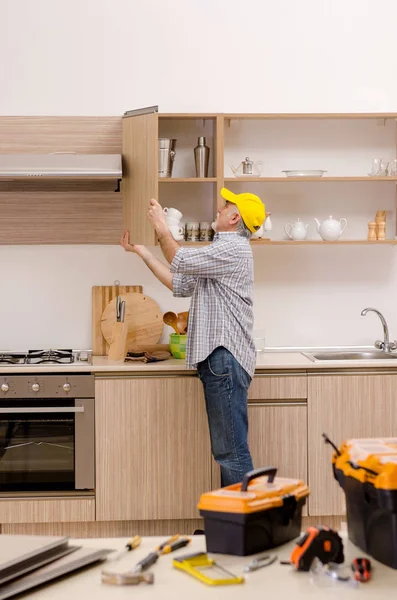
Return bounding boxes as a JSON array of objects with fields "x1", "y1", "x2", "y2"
[
  {"x1": 197, "y1": 467, "x2": 309, "y2": 556},
  {"x1": 328, "y1": 436, "x2": 397, "y2": 569}
]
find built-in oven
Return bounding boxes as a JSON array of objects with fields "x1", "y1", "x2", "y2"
[{"x1": 0, "y1": 374, "x2": 94, "y2": 493}]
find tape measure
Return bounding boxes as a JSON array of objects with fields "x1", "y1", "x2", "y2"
[{"x1": 290, "y1": 526, "x2": 344, "y2": 571}]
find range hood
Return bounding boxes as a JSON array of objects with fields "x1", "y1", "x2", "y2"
[{"x1": 0, "y1": 153, "x2": 122, "y2": 179}]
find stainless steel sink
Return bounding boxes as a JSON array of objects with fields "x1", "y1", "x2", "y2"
[{"x1": 304, "y1": 350, "x2": 397, "y2": 362}]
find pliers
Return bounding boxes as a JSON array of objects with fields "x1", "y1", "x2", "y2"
[{"x1": 244, "y1": 554, "x2": 278, "y2": 573}]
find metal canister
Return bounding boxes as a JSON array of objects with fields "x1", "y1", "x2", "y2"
[
  {"x1": 158, "y1": 138, "x2": 177, "y2": 178},
  {"x1": 194, "y1": 137, "x2": 210, "y2": 177}
]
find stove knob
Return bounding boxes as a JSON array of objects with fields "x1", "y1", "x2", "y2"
[
  {"x1": 31, "y1": 383, "x2": 40, "y2": 393},
  {"x1": 1, "y1": 383, "x2": 9, "y2": 393},
  {"x1": 63, "y1": 383, "x2": 71, "y2": 393}
]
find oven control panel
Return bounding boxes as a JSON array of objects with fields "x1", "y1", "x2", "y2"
[{"x1": 0, "y1": 374, "x2": 94, "y2": 398}]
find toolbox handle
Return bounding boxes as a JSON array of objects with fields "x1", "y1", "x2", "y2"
[{"x1": 241, "y1": 467, "x2": 277, "y2": 491}]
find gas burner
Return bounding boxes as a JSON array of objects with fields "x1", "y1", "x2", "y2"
[
  {"x1": 0, "y1": 353, "x2": 26, "y2": 365},
  {"x1": 26, "y1": 349, "x2": 75, "y2": 365}
]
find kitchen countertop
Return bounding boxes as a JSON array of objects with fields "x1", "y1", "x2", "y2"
[
  {"x1": 25, "y1": 534, "x2": 397, "y2": 599},
  {"x1": 1, "y1": 350, "x2": 397, "y2": 374}
]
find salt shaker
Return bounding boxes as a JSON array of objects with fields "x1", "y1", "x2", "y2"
[
  {"x1": 377, "y1": 222, "x2": 386, "y2": 241},
  {"x1": 367, "y1": 222, "x2": 377, "y2": 241}
]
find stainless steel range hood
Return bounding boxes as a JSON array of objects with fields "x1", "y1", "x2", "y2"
[{"x1": 0, "y1": 153, "x2": 122, "y2": 179}]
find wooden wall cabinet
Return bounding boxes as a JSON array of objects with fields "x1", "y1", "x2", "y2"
[
  {"x1": 95, "y1": 376, "x2": 212, "y2": 521},
  {"x1": 122, "y1": 109, "x2": 224, "y2": 245},
  {"x1": 308, "y1": 372, "x2": 397, "y2": 516}
]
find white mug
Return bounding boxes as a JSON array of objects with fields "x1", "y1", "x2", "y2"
[
  {"x1": 166, "y1": 216, "x2": 181, "y2": 227},
  {"x1": 163, "y1": 207, "x2": 182, "y2": 222},
  {"x1": 169, "y1": 225, "x2": 185, "y2": 241}
]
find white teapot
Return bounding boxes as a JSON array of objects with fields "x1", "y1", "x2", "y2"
[
  {"x1": 284, "y1": 218, "x2": 309, "y2": 241},
  {"x1": 314, "y1": 215, "x2": 347, "y2": 241}
]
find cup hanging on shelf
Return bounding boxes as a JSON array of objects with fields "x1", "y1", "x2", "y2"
[{"x1": 194, "y1": 137, "x2": 210, "y2": 177}]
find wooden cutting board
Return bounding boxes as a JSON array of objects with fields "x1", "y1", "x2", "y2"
[
  {"x1": 101, "y1": 293, "x2": 164, "y2": 353},
  {"x1": 92, "y1": 284, "x2": 143, "y2": 355}
]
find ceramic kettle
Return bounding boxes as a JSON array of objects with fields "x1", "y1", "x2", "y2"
[
  {"x1": 314, "y1": 216, "x2": 347, "y2": 241},
  {"x1": 284, "y1": 218, "x2": 309, "y2": 241}
]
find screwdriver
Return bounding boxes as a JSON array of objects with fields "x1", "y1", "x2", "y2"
[
  {"x1": 130, "y1": 538, "x2": 191, "y2": 574},
  {"x1": 161, "y1": 538, "x2": 191, "y2": 555},
  {"x1": 108, "y1": 536, "x2": 141, "y2": 562},
  {"x1": 155, "y1": 534, "x2": 180, "y2": 552}
]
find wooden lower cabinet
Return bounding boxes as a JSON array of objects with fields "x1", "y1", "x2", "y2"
[
  {"x1": 95, "y1": 377, "x2": 212, "y2": 521},
  {"x1": 308, "y1": 373, "x2": 397, "y2": 516},
  {"x1": 248, "y1": 402, "x2": 308, "y2": 483}
]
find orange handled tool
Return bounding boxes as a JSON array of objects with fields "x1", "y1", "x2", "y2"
[
  {"x1": 351, "y1": 558, "x2": 372, "y2": 582},
  {"x1": 290, "y1": 527, "x2": 344, "y2": 571}
]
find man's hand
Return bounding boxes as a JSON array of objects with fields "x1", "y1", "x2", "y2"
[
  {"x1": 147, "y1": 198, "x2": 168, "y2": 236},
  {"x1": 120, "y1": 230, "x2": 145, "y2": 257}
]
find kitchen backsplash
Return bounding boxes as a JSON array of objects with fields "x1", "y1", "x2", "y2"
[{"x1": 1, "y1": 244, "x2": 396, "y2": 350}]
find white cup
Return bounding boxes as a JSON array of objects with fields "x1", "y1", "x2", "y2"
[
  {"x1": 163, "y1": 207, "x2": 183, "y2": 222},
  {"x1": 169, "y1": 225, "x2": 185, "y2": 241},
  {"x1": 166, "y1": 216, "x2": 181, "y2": 227}
]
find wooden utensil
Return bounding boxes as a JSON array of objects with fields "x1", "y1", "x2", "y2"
[
  {"x1": 176, "y1": 312, "x2": 188, "y2": 334},
  {"x1": 163, "y1": 312, "x2": 179, "y2": 334},
  {"x1": 101, "y1": 293, "x2": 164, "y2": 352},
  {"x1": 92, "y1": 284, "x2": 143, "y2": 355}
]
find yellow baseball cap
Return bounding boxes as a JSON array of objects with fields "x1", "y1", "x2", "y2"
[{"x1": 220, "y1": 187, "x2": 266, "y2": 233}]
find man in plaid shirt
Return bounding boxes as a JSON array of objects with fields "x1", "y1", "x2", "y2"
[{"x1": 121, "y1": 187, "x2": 265, "y2": 486}]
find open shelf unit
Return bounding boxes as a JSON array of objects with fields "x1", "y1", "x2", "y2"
[
  {"x1": 122, "y1": 110, "x2": 397, "y2": 245},
  {"x1": 225, "y1": 176, "x2": 397, "y2": 183}
]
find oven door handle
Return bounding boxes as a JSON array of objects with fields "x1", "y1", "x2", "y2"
[{"x1": 0, "y1": 407, "x2": 84, "y2": 414}]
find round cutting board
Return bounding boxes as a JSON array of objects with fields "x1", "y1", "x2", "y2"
[{"x1": 100, "y1": 293, "x2": 164, "y2": 349}]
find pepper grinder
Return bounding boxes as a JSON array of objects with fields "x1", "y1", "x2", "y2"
[
  {"x1": 377, "y1": 222, "x2": 386, "y2": 240},
  {"x1": 194, "y1": 137, "x2": 210, "y2": 177},
  {"x1": 367, "y1": 221, "x2": 377, "y2": 241}
]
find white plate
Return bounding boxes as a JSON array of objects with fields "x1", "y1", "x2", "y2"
[{"x1": 282, "y1": 170, "x2": 327, "y2": 177}]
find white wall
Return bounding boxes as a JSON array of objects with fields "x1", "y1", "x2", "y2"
[{"x1": 1, "y1": 0, "x2": 397, "y2": 350}]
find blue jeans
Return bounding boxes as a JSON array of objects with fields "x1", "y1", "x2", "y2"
[{"x1": 197, "y1": 347, "x2": 254, "y2": 487}]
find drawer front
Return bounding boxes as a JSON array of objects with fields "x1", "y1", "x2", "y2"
[
  {"x1": 0, "y1": 498, "x2": 95, "y2": 524},
  {"x1": 248, "y1": 374, "x2": 307, "y2": 401}
]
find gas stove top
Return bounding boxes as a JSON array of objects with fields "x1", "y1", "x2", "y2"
[{"x1": 0, "y1": 349, "x2": 92, "y2": 366}]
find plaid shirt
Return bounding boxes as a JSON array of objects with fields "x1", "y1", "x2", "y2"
[{"x1": 171, "y1": 231, "x2": 256, "y2": 377}]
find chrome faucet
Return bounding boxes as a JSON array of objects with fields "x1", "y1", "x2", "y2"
[{"x1": 361, "y1": 307, "x2": 397, "y2": 353}]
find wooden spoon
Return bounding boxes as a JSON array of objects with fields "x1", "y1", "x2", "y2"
[
  {"x1": 177, "y1": 312, "x2": 188, "y2": 334},
  {"x1": 163, "y1": 311, "x2": 179, "y2": 334}
]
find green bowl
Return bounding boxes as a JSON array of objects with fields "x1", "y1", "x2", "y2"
[{"x1": 170, "y1": 333, "x2": 187, "y2": 359}]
